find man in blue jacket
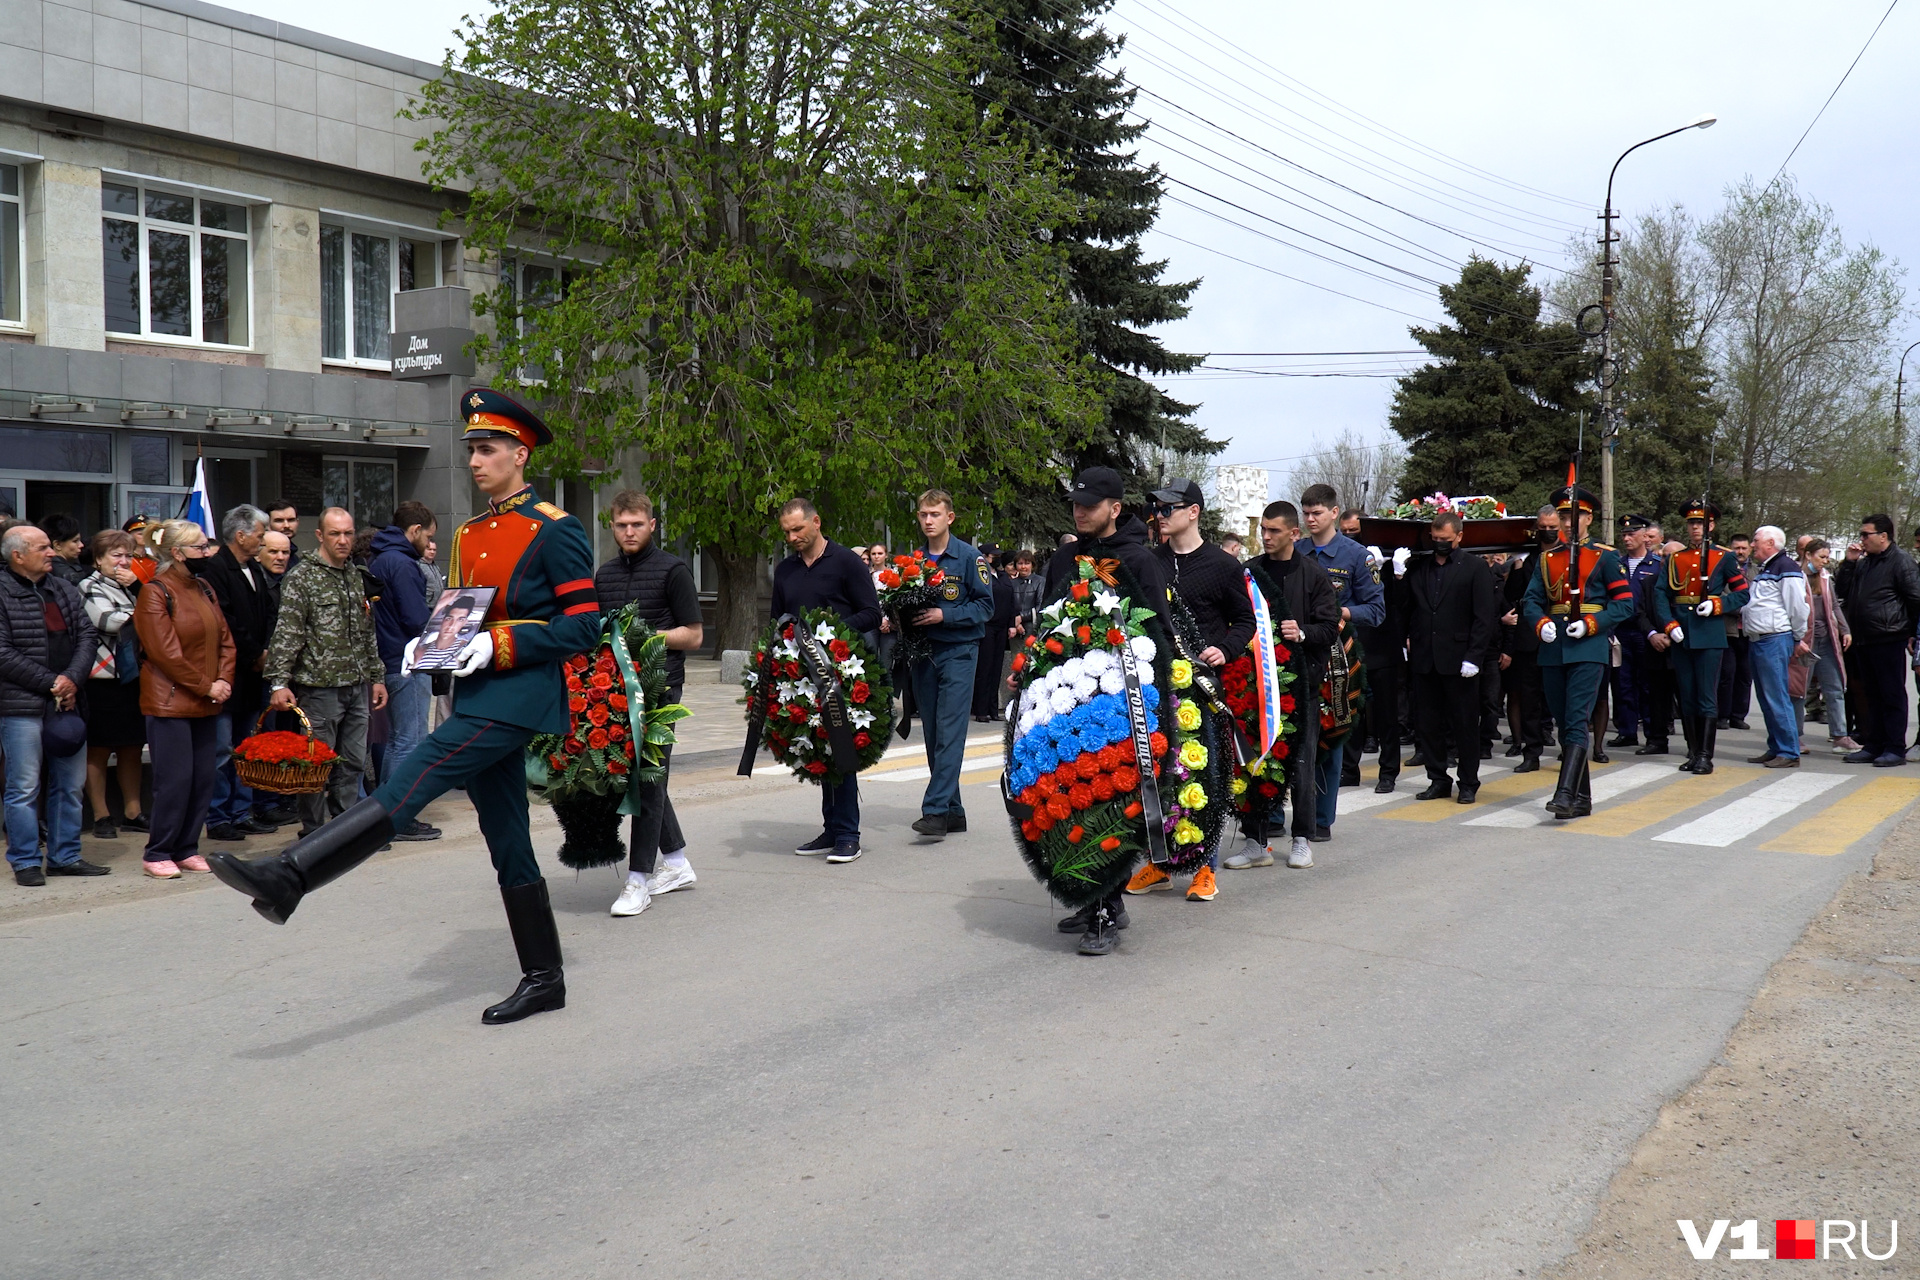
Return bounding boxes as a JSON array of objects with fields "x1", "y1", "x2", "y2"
[
  {"x1": 367, "y1": 500, "x2": 440, "y2": 841},
  {"x1": 1298, "y1": 483, "x2": 1384, "y2": 841},
  {"x1": 908, "y1": 488, "x2": 994, "y2": 841}
]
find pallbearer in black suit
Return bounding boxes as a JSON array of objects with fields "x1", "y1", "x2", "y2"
[{"x1": 1405, "y1": 512, "x2": 1499, "y2": 803}]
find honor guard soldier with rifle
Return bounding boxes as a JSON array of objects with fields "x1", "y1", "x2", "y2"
[
  {"x1": 1652, "y1": 498, "x2": 1750, "y2": 774},
  {"x1": 209, "y1": 388, "x2": 604, "y2": 1026},
  {"x1": 1522, "y1": 482, "x2": 1636, "y2": 820}
]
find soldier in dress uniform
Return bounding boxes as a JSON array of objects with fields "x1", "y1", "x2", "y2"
[
  {"x1": 1522, "y1": 483, "x2": 1636, "y2": 820},
  {"x1": 1651, "y1": 498, "x2": 1750, "y2": 775},
  {"x1": 210, "y1": 388, "x2": 603, "y2": 1026},
  {"x1": 1620, "y1": 516, "x2": 1675, "y2": 757}
]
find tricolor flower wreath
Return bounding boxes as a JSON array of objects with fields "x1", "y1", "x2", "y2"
[
  {"x1": 528, "y1": 604, "x2": 690, "y2": 869},
  {"x1": 1004, "y1": 557, "x2": 1230, "y2": 908},
  {"x1": 741, "y1": 610, "x2": 893, "y2": 784}
]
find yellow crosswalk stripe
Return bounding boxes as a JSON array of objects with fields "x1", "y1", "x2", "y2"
[
  {"x1": 1379, "y1": 764, "x2": 1573, "y2": 822},
  {"x1": 1759, "y1": 775, "x2": 1920, "y2": 855},
  {"x1": 1564, "y1": 766, "x2": 1754, "y2": 837}
]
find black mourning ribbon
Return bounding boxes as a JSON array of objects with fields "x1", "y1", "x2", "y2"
[
  {"x1": 738, "y1": 615, "x2": 860, "y2": 777},
  {"x1": 1166, "y1": 625, "x2": 1251, "y2": 770},
  {"x1": 1118, "y1": 640, "x2": 1171, "y2": 867}
]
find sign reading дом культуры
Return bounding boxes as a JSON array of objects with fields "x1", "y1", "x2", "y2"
[{"x1": 389, "y1": 328, "x2": 477, "y2": 380}]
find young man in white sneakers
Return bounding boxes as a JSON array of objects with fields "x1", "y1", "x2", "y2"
[
  {"x1": 595, "y1": 490, "x2": 705, "y2": 915},
  {"x1": 1222, "y1": 501, "x2": 1340, "y2": 871}
]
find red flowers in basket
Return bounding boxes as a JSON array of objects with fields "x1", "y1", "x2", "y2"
[{"x1": 233, "y1": 730, "x2": 338, "y2": 766}]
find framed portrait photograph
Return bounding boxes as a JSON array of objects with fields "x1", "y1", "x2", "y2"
[{"x1": 412, "y1": 587, "x2": 497, "y2": 671}]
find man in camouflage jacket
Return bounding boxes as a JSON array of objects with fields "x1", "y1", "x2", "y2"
[{"x1": 264, "y1": 507, "x2": 387, "y2": 835}]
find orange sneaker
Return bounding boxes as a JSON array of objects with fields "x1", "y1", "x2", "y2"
[
  {"x1": 1125, "y1": 863, "x2": 1172, "y2": 894},
  {"x1": 1187, "y1": 866, "x2": 1218, "y2": 901}
]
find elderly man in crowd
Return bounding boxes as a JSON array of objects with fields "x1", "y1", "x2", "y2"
[
  {"x1": 199, "y1": 504, "x2": 281, "y2": 840},
  {"x1": 264, "y1": 507, "x2": 388, "y2": 836},
  {"x1": 0, "y1": 524, "x2": 103, "y2": 886},
  {"x1": 1741, "y1": 525, "x2": 1809, "y2": 768}
]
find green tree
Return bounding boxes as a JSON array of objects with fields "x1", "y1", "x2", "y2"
[
  {"x1": 960, "y1": 0, "x2": 1213, "y2": 531},
  {"x1": 1699, "y1": 177, "x2": 1906, "y2": 534},
  {"x1": 415, "y1": 0, "x2": 1101, "y2": 648},
  {"x1": 1388, "y1": 258, "x2": 1593, "y2": 515}
]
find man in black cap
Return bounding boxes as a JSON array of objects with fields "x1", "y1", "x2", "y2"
[
  {"x1": 1043, "y1": 467, "x2": 1172, "y2": 954},
  {"x1": 1123, "y1": 477, "x2": 1253, "y2": 903},
  {"x1": 210, "y1": 387, "x2": 603, "y2": 1025}
]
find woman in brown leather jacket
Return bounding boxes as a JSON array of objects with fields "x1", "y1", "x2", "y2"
[{"x1": 134, "y1": 519, "x2": 236, "y2": 878}]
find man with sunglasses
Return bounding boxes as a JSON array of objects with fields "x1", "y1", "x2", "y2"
[{"x1": 1124, "y1": 479, "x2": 1254, "y2": 903}]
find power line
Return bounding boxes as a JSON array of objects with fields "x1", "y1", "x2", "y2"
[
  {"x1": 1766, "y1": 0, "x2": 1901, "y2": 191},
  {"x1": 1149, "y1": 230, "x2": 1436, "y2": 321},
  {"x1": 1121, "y1": 0, "x2": 1590, "y2": 212}
]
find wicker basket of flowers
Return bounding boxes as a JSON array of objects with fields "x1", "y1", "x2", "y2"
[{"x1": 232, "y1": 708, "x2": 338, "y2": 795}]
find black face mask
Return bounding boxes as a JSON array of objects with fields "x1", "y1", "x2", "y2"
[
  {"x1": 1431, "y1": 539, "x2": 1456, "y2": 556},
  {"x1": 186, "y1": 555, "x2": 215, "y2": 576},
  {"x1": 1536, "y1": 530, "x2": 1558, "y2": 546}
]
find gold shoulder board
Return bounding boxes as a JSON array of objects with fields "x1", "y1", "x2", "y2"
[{"x1": 534, "y1": 501, "x2": 567, "y2": 519}]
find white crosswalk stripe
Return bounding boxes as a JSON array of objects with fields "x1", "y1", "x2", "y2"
[
  {"x1": 1341, "y1": 756, "x2": 1521, "y2": 813},
  {"x1": 1463, "y1": 762, "x2": 1673, "y2": 828},
  {"x1": 1653, "y1": 771, "x2": 1849, "y2": 847}
]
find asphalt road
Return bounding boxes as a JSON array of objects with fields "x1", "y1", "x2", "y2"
[{"x1": 4, "y1": 727, "x2": 1912, "y2": 1280}]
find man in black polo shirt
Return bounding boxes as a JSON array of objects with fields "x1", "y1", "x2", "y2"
[
  {"x1": 1124, "y1": 477, "x2": 1253, "y2": 903},
  {"x1": 770, "y1": 498, "x2": 882, "y2": 864},
  {"x1": 594, "y1": 489, "x2": 705, "y2": 917}
]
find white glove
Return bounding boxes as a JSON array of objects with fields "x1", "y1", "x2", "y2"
[
  {"x1": 400, "y1": 637, "x2": 421, "y2": 678},
  {"x1": 452, "y1": 631, "x2": 495, "y2": 677},
  {"x1": 1459, "y1": 661, "x2": 1479, "y2": 679},
  {"x1": 1695, "y1": 601, "x2": 1715, "y2": 617},
  {"x1": 1566, "y1": 618, "x2": 1590, "y2": 640},
  {"x1": 1668, "y1": 627, "x2": 1686, "y2": 646},
  {"x1": 1365, "y1": 544, "x2": 1384, "y2": 568},
  {"x1": 1538, "y1": 621, "x2": 1557, "y2": 645},
  {"x1": 1392, "y1": 548, "x2": 1411, "y2": 578}
]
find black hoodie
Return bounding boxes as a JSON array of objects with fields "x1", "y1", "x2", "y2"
[{"x1": 1044, "y1": 514, "x2": 1172, "y2": 610}]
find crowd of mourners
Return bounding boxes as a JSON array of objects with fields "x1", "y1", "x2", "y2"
[
  {"x1": 2, "y1": 499, "x2": 446, "y2": 887},
  {"x1": 9, "y1": 483, "x2": 1919, "y2": 900}
]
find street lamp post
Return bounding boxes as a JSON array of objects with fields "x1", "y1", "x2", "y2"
[
  {"x1": 1897, "y1": 340, "x2": 1920, "y2": 434},
  {"x1": 1591, "y1": 115, "x2": 1716, "y2": 541}
]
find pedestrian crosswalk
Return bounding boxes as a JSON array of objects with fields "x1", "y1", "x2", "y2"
[{"x1": 852, "y1": 735, "x2": 1920, "y2": 858}]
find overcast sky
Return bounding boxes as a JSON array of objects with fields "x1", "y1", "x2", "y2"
[{"x1": 243, "y1": 0, "x2": 1916, "y2": 495}]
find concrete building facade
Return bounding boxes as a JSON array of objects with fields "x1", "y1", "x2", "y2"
[{"x1": 0, "y1": 0, "x2": 616, "y2": 554}]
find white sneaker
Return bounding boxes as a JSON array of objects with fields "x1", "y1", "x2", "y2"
[
  {"x1": 1286, "y1": 837, "x2": 1314, "y2": 869},
  {"x1": 611, "y1": 877, "x2": 652, "y2": 917},
  {"x1": 1222, "y1": 837, "x2": 1274, "y2": 870},
  {"x1": 649, "y1": 861, "x2": 697, "y2": 895}
]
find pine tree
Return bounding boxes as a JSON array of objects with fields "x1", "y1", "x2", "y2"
[
  {"x1": 961, "y1": 0, "x2": 1213, "y2": 529},
  {"x1": 1388, "y1": 258, "x2": 1594, "y2": 517},
  {"x1": 1613, "y1": 286, "x2": 1723, "y2": 532}
]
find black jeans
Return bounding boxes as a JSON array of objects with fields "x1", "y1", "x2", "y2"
[
  {"x1": 1412, "y1": 669, "x2": 1482, "y2": 787},
  {"x1": 1367, "y1": 660, "x2": 1403, "y2": 779},
  {"x1": 627, "y1": 684, "x2": 685, "y2": 874},
  {"x1": 144, "y1": 715, "x2": 219, "y2": 863},
  {"x1": 1501, "y1": 651, "x2": 1546, "y2": 754},
  {"x1": 1851, "y1": 640, "x2": 1912, "y2": 757}
]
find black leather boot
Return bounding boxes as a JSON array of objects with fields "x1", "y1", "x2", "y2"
[
  {"x1": 207, "y1": 798, "x2": 395, "y2": 924},
  {"x1": 1546, "y1": 743, "x2": 1587, "y2": 818},
  {"x1": 1571, "y1": 755, "x2": 1593, "y2": 817},
  {"x1": 1695, "y1": 719, "x2": 1717, "y2": 776},
  {"x1": 1678, "y1": 716, "x2": 1701, "y2": 772},
  {"x1": 483, "y1": 879, "x2": 566, "y2": 1025}
]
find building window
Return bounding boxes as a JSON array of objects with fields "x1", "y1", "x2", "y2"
[
  {"x1": 100, "y1": 180, "x2": 251, "y2": 347},
  {"x1": 128, "y1": 432, "x2": 171, "y2": 486},
  {"x1": 322, "y1": 456, "x2": 397, "y2": 531},
  {"x1": 321, "y1": 226, "x2": 441, "y2": 365},
  {"x1": 0, "y1": 424, "x2": 114, "y2": 476},
  {"x1": 0, "y1": 163, "x2": 21, "y2": 326}
]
